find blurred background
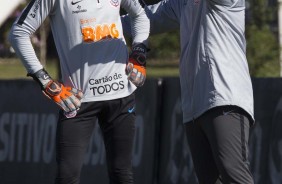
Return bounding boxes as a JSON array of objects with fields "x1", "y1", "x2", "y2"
[
  {"x1": 0, "y1": 0, "x2": 282, "y2": 184},
  {"x1": 0, "y1": 0, "x2": 280, "y2": 79}
]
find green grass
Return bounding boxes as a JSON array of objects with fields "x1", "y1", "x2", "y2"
[
  {"x1": 0, "y1": 58, "x2": 59, "y2": 79},
  {"x1": 0, "y1": 58, "x2": 179, "y2": 79}
]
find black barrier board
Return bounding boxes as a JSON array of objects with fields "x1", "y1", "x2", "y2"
[
  {"x1": 250, "y1": 78, "x2": 282, "y2": 184},
  {"x1": 156, "y1": 78, "x2": 280, "y2": 184},
  {"x1": 0, "y1": 80, "x2": 58, "y2": 183},
  {"x1": 132, "y1": 79, "x2": 160, "y2": 184},
  {"x1": 2, "y1": 78, "x2": 282, "y2": 184},
  {"x1": 0, "y1": 79, "x2": 159, "y2": 184},
  {"x1": 0, "y1": 80, "x2": 108, "y2": 183},
  {"x1": 157, "y1": 78, "x2": 198, "y2": 184}
]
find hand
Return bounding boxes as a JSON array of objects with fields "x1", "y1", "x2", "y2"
[
  {"x1": 43, "y1": 80, "x2": 83, "y2": 112},
  {"x1": 28, "y1": 69, "x2": 83, "y2": 113},
  {"x1": 126, "y1": 43, "x2": 147, "y2": 87}
]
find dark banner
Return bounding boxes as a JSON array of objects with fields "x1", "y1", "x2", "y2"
[
  {"x1": 156, "y1": 78, "x2": 282, "y2": 184},
  {"x1": 0, "y1": 80, "x2": 58, "y2": 184},
  {"x1": 156, "y1": 78, "x2": 197, "y2": 184},
  {"x1": 250, "y1": 78, "x2": 282, "y2": 184},
  {"x1": 0, "y1": 79, "x2": 160, "y2": 184},
  {"x1": 1, "y1": 78, "x2": 282, "y2": 184}
]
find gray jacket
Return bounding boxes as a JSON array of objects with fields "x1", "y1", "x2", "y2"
[{"x1": 122, "y1": 0, "x2": 254, "y2": 123}]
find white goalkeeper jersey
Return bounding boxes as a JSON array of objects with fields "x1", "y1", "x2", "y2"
[
  {"x1": 9, "y1": 0, "x2": 149, "y2": 102},
  {"x1": 123, "y1": 0, "x2": 254, "y2": 123}
]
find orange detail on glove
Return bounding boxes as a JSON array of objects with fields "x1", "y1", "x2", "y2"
[
  {"x1": 28, "y1": 69, "x2": 84, "y2": 115},
  {"x1": 127, "y1": 58, "x2": 146, "y2": 87},
  {"x1": 43, "y1": 80, "x2": 83, "y2": 113},
  {"x1": 126, "y1": 43, "x2": 147, "y2": 87}
]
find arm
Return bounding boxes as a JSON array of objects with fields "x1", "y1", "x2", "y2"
[
  {"x1": 9, "y1": 0, "x2": 83, "y2": 116},
  {"x1": 122, "y1": 0, "x2": 181, "y2": 37},
  {"x1": 121, "y1": 0, "x2": 150, "y2": 87},
  {"x1": 121, "y1": 0, "x2": 150, "y2": 46},
  {"x1": 9, "y1": 0, "x2": 55, "y2": 74}
]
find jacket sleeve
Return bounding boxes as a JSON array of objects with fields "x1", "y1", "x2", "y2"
[
  {"x1": 121, "y1": 0, "x2": 150, "y2": 46},
  {"x1": 209, "y1": 0, "x2": 245, "y2": 8},
  {"x1": 122, "y1": 0, "x2": 181, "y2": 37},
  {"x1": 9, "y1": 0, "x2": 56, "y2": 74}
]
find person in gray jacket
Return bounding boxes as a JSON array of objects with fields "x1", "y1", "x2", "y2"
[{"x1": 122, "y1": 0, "x2": 254, "y2": 183}]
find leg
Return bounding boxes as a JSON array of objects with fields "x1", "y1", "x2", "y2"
[
  {"x1": 185, "y1": 119, "x2": 220, "y2": 184},
  {"x1": 55, "y1": 103, "x2": 99, "y2": 184},
  {"x1": 200, "y1": 106, "x2": 254, "y2": 184},
  {"x1": 98, "y1": 93, "x2": 136, "y2": 184}
]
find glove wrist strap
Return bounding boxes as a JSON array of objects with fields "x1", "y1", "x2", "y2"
[
  {"x1": 28, "y1": 69, "x2": 52, "y2": 89},
  {"x1": 132, "y1": 43, "x2": 147, "y2": 53},
  {"x1": 131, "y1": 43, "x2": 148, "y2": 66}
]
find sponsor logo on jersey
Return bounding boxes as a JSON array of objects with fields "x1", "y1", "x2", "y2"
[
  {"x1": 30, "y1": 0, "x2": 42, "y2": 18},
  {"x1": 80, "y1": 18, "x2": 97, "y2": 24},
  {"x1": 89, "y1": 73, "x2": 125, "y2": 96},
  {"x1": 72, "y1": 4, "x2": 87, "y2": 14},
  {"x1": 109, "y1": 0, "x2": 119, "y2": 7},
  {"x1": 81, "y1": 23, "x2": 120, "y2": 43}
]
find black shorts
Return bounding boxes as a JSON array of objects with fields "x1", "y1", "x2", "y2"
[{"x1": 55, "y1": 93, "x2": 136, "y2": 184}]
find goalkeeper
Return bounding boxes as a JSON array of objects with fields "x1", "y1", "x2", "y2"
[
  {"x1": 122, "y1": 0, "x2": 254, "y2": 183},
  {"x1": 9, "y1": 0, "x2": 149, "y2": 183}
]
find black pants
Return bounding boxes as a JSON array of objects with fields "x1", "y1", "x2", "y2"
[
  {"x1": 55, "y1": 93, "x2": 136, "y2": 184},
  {"x1": 185, "y1": 106, "x2": 254, "y2": 184}
]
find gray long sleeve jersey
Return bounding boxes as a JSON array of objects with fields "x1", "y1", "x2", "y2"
[
  {"x1": 9, "y1": 0, "x2": 149, "y2": 102},
  {"x1": 122, "y1": 0, "x2": 254, "y2": 123}
]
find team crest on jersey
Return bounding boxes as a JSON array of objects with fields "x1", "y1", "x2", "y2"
[{"x1": 109, "y1": 0, "x2": 119, "y2": 7}]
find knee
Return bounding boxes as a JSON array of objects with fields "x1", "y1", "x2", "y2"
[{"x1": 219, "y1": 161, "x2": 253, "y2": 184}]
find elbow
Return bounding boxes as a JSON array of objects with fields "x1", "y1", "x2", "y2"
[{"x1": 8, "y1": 24, "x2": 30, "y2": 48}]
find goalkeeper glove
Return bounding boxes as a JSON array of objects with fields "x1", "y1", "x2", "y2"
[
  {"x1": 28, "y1": 69, "x2": 83, "y2": 113},
  {"x1": 126, "y1": 43, "x2": 147, "y2": 87}
]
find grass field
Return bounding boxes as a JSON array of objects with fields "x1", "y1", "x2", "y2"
[
  {"x1": 0, "y1": 58, "x2": 59, "y2": 79},
  {"x1": 0, "y1": 57, "x2": 179, "y2": 79}
]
